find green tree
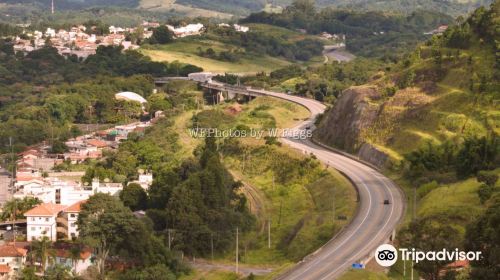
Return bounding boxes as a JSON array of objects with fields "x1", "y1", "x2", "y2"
[
  {"x1": 477, "y1": 184, "x2": 495, "y2": 204},
  {"x1": 119, "y1": 264, "x2": 176, "y2": 280},
  {"x1": 1, "y1": 197, "x2": 42, "y2": 221},
  {"x1": 77, "y1": 194, "x2": 137, "y2": 278},
  {"x1": 150, "y1": 26, "x2": 174, "y2": 44},
  {"x1": 44, "y1": 264, "x2": 73, "y2": 280},
  {"x1": 17, "y1": 266, "x2": 39, "y2": 280},
  {"x1": 400, "y1": 215, "x2": 462, "y2": 280},
  {"x1": 465, "y1": 197, "x2": 500, "y2": 280},
  {"x1": 32, "y1": 237, "x2": 52, "y2": 274},
  {"x1": 120, "y1": 183, "x2": 148, "y2": 211},
  {"x1": 50, "y1": 139, "x2": 68, "y2": 154}
]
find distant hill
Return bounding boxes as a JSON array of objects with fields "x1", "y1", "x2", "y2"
[
  {"x1": 175, "y1": 0, "x2": 492, "y2": 17},
  {"x1": 0, "y1": 0, "x2": 140, "y2": 10},
  {"x1": 317, "y1": 0, "x2": 493, "y2": 17}
]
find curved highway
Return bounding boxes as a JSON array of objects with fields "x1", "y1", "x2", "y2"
[{"x1": 244, "y1": 87, "x2": 406, "y2": 279}]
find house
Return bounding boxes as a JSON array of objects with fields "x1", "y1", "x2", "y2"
[
  {"x1": 25, "y1": 200, "x2": 89, "y2": 242},
  {"x1": 128, "y1": 173, "x2": 153, "y2": 190},
  {"x1": 233, "y1": 24, "x2": 249, "y2": 33},
  {"x1": 52, "y1": 244, "x2": 92, "y2": 275},
  {"x1": 0, "y1": 244, "x2": 27, "y2": 278},
  {"x1": 25, "y1": 203, "x2": 67, "y2": 241},
  {"x1": 166, "y1": 23, "x2": 204, "y2": 38},
  {"x1": 85, "y1": 139, "x2": 108, "y2": 149},
  {"x1": 58, "y1": 200, "x2": 85, "y2": 240}
]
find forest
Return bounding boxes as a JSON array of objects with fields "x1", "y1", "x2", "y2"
[
  {"x1": 241, "y1": 0, "x2": 454, "y2": 59},
  {"x1": 0, "y1": 42, "x2": 201, "y2": 153}
]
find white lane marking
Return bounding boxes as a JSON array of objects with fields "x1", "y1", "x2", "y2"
[
  {"x1": 258, "y1": 89, "x2": 401, "y2": 280},
  {"x1": 283, "y1": 143, "x2": 374, "y2": 280},
  {"x1": 318, "y1": 172, "x2": 396, "y2": 280}
]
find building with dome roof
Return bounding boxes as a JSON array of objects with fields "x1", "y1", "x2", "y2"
[{"x1": 114, "y1": 91, "x2": 147, "y2": 104}]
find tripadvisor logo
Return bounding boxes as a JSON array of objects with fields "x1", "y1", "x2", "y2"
[
  {"x1": 375, "y1": 244, "x2": 398, "y2": 267},
  {"x1": 374, "y1": 244, "x2": 482, "y2": 267}
]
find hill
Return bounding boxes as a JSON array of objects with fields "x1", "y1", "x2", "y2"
[
  {"x1": 140, "y1": 23, "x2": 325, "y2": 74},
  {"x1": 0, "y1": 0, "x2": 140, "y2": 10},
  {"x1": 241, "y1": 2, "x2": 454, "y2": 59},
  {"x1": 315, "y1": 0, "x2": 499, "y2": 168},
  {"x1": 169, "y1": 0, "x2": 493, "y2": 17}
]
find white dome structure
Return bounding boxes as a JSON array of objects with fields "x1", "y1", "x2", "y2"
[{"x1": 115, "y1": 92, "x2": 147, "y2": 104}]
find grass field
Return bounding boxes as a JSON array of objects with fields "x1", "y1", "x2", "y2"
[
  {"x1": 168, "y1": 92, "x2": 357, "y2": 277},
  {"x1": 139, "y1": 0, "x2": 232, "y2": 18},
  {"x1": 179, "y1": 270, "x2": 240, "y2": 280},
  {"x1": 141, "y1": 40, "x2": 292, "y2": 74},
  {"x1": 222, "y1": 144, "x2": 357, "y2": 267},
  {"x1": 339, "y1": 270, "x2": 390, "y2": 280}
]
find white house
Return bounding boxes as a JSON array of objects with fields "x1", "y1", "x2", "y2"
[
  {"x1": 52, "y1": 245, "x2": 92, "y2": 275},
  {"x1": 25, "y1": 200, "x2": 88, "y2": 241},
  {"x1": 62, "y1": 201, "x2": 84, "y2": 240},
  {"x1": 233, "y1": 24, "x2": 249, "y2": 32},
  {"x1": 25, "y1": 203, "x2": 66, "y2": 241},
  {"x1": 0, "y1": 244, "x2": 27, "y2": 278},
  {"x1": 15, "y1": 177, "x2": 122, "y2": 206}
]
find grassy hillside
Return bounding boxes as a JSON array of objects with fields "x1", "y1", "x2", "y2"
[
  {"x1": 147, "y1": 0, "x2": 492, "y2": 17},
  {"x1": 138, "y1": 0, "x2": 232, "y2": 18},
  {"x1": 313, "y1": 3, "x2": 499, "y2": 278},
  {"x1": 141, "y1": 41, "x2": 292, "y2": 74},
  {"x1": 140, "y1": 23, "x2": 326, "y2": 74},
  {"x1": 169, "y1": 95, "x2": 357, "y2": 275}
]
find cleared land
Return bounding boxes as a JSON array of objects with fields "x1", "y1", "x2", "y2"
[
  {"x1": 139, "y1": 0, "x2": 232, "y2": 18},
  {"x1": 141, "y1": 42, "x2": 291, "y2": 74}
]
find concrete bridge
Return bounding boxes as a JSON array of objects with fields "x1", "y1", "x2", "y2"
[
  {"x1": 153, "y1": 77, "x2": 277, "y2": 103},
  {"x1": 200, "y1": 82, "x2": 268, "y2": 103}
]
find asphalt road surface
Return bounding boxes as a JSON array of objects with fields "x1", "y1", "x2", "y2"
[{"x1": 247, "y1": 88, "x2": 405, "y2": 280}]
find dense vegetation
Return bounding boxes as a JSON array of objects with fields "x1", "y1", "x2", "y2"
[
  {"x1": 202, "y1": 24, "x2": 324, "y2": 62},
  {"x1": 168, "y1": 0, "x2": 492, "y2": 17},
  {"x1": 0, "y1": 42, "x2": 201, "y2": 153},
  {"x1": 0, "y1": 0, "x2": 140, "y2": 10},
  {"x1": 233, "y1": 58, "x2": 386, "y2": 103},
  {"x1": 242, "y1": 0, "x2": 453, "y2": 59},
  {"x1": 77, "y1": 193, "x2": 189, "y2": 280}
]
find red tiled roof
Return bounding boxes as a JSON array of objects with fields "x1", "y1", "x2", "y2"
[
  {"x1": 19, "y1": 150, "x2": 40, "y2": 157},
  {"x1": 64, "y1": 200, "x2": 86, "y2": 213},
  {"x1": 0, "y1": 244, "x2": 27, "y2": 257},
  {"x1": 24, "y1": 203, "x2": 66, "y2": 217},
  {"x1": 55, "y1": 248, "x2": 92, "y2": 260},
  {"x1": 16, "y1": 175, "x2": 42, "y2": 182},
  {"x1": 86, "y1": 139, "x2": 108, "y2": 148},
  {"x1": 0, "y1": 264, "x2": 10, "y2": 273}
]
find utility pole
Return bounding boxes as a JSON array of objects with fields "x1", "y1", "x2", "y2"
[
  {"x1": 167, "y1": 229, "x2": 172, "y2": 250},
  {"x1": 210, "y1": 233, "x2": 214, "y2": 262},
  {"x1": 235, "y1": 227, "x2": 239, "y2": 274},
  {"x1": 278, "y1": 200, "x2": 283, "y2": 227},
  {"x1": 9, "y1": 137, "x2": 16, "y2": 245},
  {"x1": 411, "y1": 259, "x2": 414, "y2": 280},
  {"x1": 413, "y1": 186, "x2": 417, "y2": 220},
  {"x1": 332, "y1": 188, "x2": 336, "y2": 223},
  {"x1": 267, "y1": 219, "x2": 271, "y2": 249},
  {"x1": 403, "y1": 258, "x2": 406, "y2": 278}
]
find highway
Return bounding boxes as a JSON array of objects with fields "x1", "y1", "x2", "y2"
[{"x1": 243, "y1": 87, "x2": 405, "y2": 279}]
